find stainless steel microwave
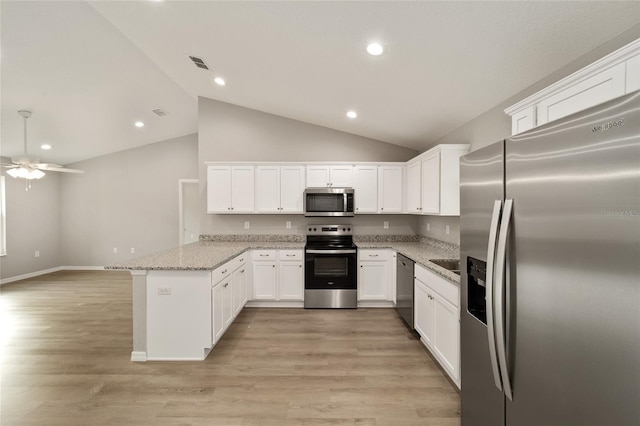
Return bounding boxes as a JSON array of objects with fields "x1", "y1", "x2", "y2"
[{"x1": 304, "y1": 188, "x2": 355, "y2": 217}]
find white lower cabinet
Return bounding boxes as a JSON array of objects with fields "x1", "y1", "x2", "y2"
[
  {"x1": 211, "y1": 254, "x2": 247, "y2": 347},
  {"x1": 358, "y1": 249, "x2": 394, "y2": 303},
  {"x1": 414, "y1": 264, "x2": 460, "y2": 387},
  {"x1": 251, "y1": 249, "x2": 304, "y2": 301}
]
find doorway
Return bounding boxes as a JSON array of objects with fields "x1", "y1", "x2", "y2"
[{"x1": 179, "y1": 179, "x2": 200, "y2": 245}]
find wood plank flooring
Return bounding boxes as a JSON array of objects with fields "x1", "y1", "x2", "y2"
[{"x1": 1, "y1": 270, "x2": 460, "y2": 425}]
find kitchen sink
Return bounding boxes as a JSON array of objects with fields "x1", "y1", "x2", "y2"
[{"x1": 429, "y1": 259, "x2": 460, "y2": 275}]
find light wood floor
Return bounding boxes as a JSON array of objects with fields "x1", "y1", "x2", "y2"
[{"x1": 1, "y1": 270, "x2": 460, "y2": 426}]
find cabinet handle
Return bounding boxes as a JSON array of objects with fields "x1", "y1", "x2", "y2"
[
  {"x1": 224, "y1": 283, "x2": 228, "y2": 288},
  {"x1": 260, "y1": 254, "x2": 269, "y2": 257},
  {"x1": 369, "y1": 254, "x2": 379, "y2": 257},
  {"x1": 222, "y1": 269, "x2": 227, "y2": 274},
  {"x1": 272, "y1": 265, "x2": 275, "y2": 268},
  {"x1": 299, "y1": 265, "x2": 302, "y2": 268},
  {"x1": 240, "y1": 269, "x2": 245, "y2": 273},
  {"x1": 286, "y1": 254, "x2": 295, "y2": 257},
  {"x1": 240, "y1": 258, "x2": 244, "y2": 262},
  {"x1": 381, "y1": 208, "x2": 384, "y2": 211}
]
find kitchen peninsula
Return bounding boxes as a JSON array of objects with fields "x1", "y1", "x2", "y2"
[{"x1": 107, "y1": 235, "x2": 460, "y2": 370}]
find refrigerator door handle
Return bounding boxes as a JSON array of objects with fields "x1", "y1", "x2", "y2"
[
  {"x1": 495, "y1": 198, "x2": 514, "y2": 401},
  {"x1": 485, "y1": 200, "x2": 503, "y2": 391}
]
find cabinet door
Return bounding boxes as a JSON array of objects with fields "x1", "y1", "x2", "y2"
[
  {"x1": 378, "y1": 166, "x2": 403, "y2": 213},
  {"x1": 230, "y1": 166, "x2": 255, "y2": 212},
  {"x1": 232, "y1": 266, "x2": 247, "y2": 316},
  {"x1": 280, "y1": 166, "x2": 305, "y2": 213},
  {"x1": 278, "y1": 261, "x2": 304, "y2": 300},
  {"x1": 406, "y1": 161, "x2": 422, "y2": 213},
  {"x1": 421, "y1": 152, "x2": 440, "y2": 214},
  {"x1": 329, "y1": 166, "x2": 353, "y2": 187},
  {"x1": 207, "y1": 166, "x2": 232, "y2": 213},
  {"x1": 433, "y1": 292, "x2": 460, "y2": 382},
  {"x1": 414, "y1": 279, "x2": 434, "y2": 346},
  {"x1": 252, "y1": 262, "x2": 277, "y2": 299},
  {"x1": 306, "y1": 166, "x2": 330, "y2": 187},
  {"x1": 511, "y1": 106, "x2": 536, "y2": 135},
  {"x1": 358, "y1": 261, "x2": 388, "y2": 300},
  {"x1": 537, "y1": 62, "x2": 626, "y2": 126},
  {"x1": 353, "y1": 166, "x2": 378, "y2": 213},
  {"x1": 255, "y1": 166, "x2": 280, "y2": 213},
  {"x1": 212, "y1": 281, "x2": 226, "y2": 343}
]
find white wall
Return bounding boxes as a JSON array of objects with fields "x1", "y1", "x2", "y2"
[
  {"x1": 59, "y1": 134, "x2": 198, "y2": 266},
  {"x1": 198, "y1": 97, "x2": 420, "y2": 235},
  {"x1": 1, "y1": 163, "x2": 61, "y2": 280}
]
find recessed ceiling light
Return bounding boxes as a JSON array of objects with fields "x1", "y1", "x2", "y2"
[
  {"x1": 214, "y1": 77, "x2": 226, "y2": 86},
  {"x1": 366, "y1": 43, "x2": 384, "y2": 56},
  {"x1": 346, "y1": 111, "x2": 358, "y2": 119},
  {"x1": 41, "y1": 144, "x2": 52, "y2": 150},
  {"x1": 134, "y1": 121, "x2": 144, "y2": 128}
]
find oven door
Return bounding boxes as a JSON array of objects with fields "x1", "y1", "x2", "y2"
[{"x1": 305, "y1": 249, "x2": 357, "y2": 290}]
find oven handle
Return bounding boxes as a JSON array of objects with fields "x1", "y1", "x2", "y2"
[{"x1": 305, "y1": 249, "x2": 357, "y2": 254}]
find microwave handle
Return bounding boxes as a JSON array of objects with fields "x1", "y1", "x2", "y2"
[{"x1": 344, "y1": 193, "x2": 347, "y2": 212}]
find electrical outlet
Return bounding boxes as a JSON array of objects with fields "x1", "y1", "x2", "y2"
[
  {"x1": 286, "y1": 221, "x2": 291, "y2": 229},
  {"x1": 383, "y1": 221, "x2": 389, "y2": 229},
  {"x1": 427, "y1": 223, "x2": 431, "y2": 232},
  {"x1": 34, "y1": 250, "x2": 40, "y2": 258},
  {"x1": 158, "y1": 287, "x2": 171, "y2": 295},
  {"x1": 113, "y1": 247, "x2": 118, "y2": 254},
  {"x1": 446, "y1": 225, "x2": 450, "y2": 235},
  {"x1": 130, "y1": 248, "x2": 135, "y2": 254},
  {"x1": 244, "y1": 221, "x2": 250, "y2": 229}
]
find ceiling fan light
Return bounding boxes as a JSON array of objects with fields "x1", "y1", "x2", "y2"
[
  {"x1": 7, "y1": 168, "x2": 21, "y2": 178},
  {"x1": 27, "y1": 169, "x2": 46, "y2": 179}
]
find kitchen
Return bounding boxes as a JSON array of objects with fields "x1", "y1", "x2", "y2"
[{"x1": 1, "y1": 1, "x2": 639, "y2": 425}]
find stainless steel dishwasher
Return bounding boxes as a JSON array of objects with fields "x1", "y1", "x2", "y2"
[{"x1": 395, "y1": 253, "x2": 415, "y2": 329}]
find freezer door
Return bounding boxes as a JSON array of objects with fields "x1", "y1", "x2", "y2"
[
  {"x1": 460, "y1": 140, "x2": 506, "y2": 426},
  {"x1": 505, "y1": 91, "x2": 640, "y2": 425}
]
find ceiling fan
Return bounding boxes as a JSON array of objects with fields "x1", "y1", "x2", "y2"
[{"x1": 2, "y1": 110, "x2": 84, "y2": 184}]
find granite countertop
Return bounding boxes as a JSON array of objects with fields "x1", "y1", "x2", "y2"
[
  {"x1": 355, "y1": 238, "x2": 460, "y2": 284},
  {"x1": 106, "y1": 240, "x2": 305, "y2": 272},
  {"x1": 107, "y1": 235, "x2": 460, "y2": 285}
]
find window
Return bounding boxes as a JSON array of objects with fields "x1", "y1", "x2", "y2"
[{"x1": 0, "y1": 176, "x2": 5, "y2": 256}]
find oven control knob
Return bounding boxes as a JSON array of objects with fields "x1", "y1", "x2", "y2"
[
  {"x1": 348, "y1": 227, "x2": 351, "y2": 231},
  {"x1": 313, "y1": 228, "x2": 317, "y2": 231},
  {"x1": 308, "y1": 228, "x2": 312, "y2": 231}
]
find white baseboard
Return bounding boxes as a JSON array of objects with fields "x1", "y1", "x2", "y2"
[
  {"x1": 0, "y1": 266, "x2": 106, "y2": 285},
  {"x1": 130, "y1": 351, "x2": 148, "y2": 362},
  {"x1": 357, "y1": 300, "x2": 395, "y2": 308},
  {"x1": 245, "y1": 300, "x2": 304, "y2": 308}
]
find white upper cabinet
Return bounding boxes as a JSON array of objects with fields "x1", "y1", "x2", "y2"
[
  {"x1": 505, "y1": 38, "x2": 640, "y2": 135},
  {"x1": 207, "y1": 165, "x2": 255, "y2": 213},
  {"x1": 406, "y1": 160, "x2": 422, "y2": 214},
  {"x1": 306, "y1": 165, "x2": 353, "y2": 187},
  {"x1": 353, "y1": 165, "x2": 378, "y2": 213},
  {"x1": 378, "y1": 165, "x2": 403, "y2": 213},
  {"x1": 420, "y1": 152, "x2": 440, "y2": 214},
  {"x1": 255, "y1": 165, "x2": 305, "y2": 213},
  {"x1": 405, "y1": 145, "x2": 469, "y2": 216}
]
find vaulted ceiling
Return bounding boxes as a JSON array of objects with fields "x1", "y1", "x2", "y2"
[{"x1": 2, "y1": 1, "x2": 638, "y2": 165}]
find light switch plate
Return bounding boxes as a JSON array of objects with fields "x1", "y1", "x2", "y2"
[
  {"x1": 383, "y1": 221, "x2": 389, "y2": 229},
  {"x1": 244, "y1": 221, "x2": 250, "y2": 229}
]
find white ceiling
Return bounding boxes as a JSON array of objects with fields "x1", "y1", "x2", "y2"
[{"x1": 2, "y1": 1, "x2": 639, "y2": 165}]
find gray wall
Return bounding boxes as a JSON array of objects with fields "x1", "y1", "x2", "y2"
[
  {"x1": 59, "y1": 134, "x2": 198, "y2": 266},
  {"x1": 198, "y1": 97, "x2": 419, "y2": 235},
  {"x1": 418, "y1": 25, "x2": 640, "y2": 245},
  {"x1": 430, "y1": 25, "x2": 640, "y2": 153},
  {"x1": 1, "y1": 163, "x2": 61, "y2": 280}
]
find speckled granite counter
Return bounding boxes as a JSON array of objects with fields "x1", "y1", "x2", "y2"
[
  {"x1": 106, "y1": 241, "x2": 305, "y2": 271},
  {"x1": 355, "y1": 237, "x2": 460, "y2": 284},
  {"x1": 107, "y1": 234, "x2": 460, "y2": 284}
]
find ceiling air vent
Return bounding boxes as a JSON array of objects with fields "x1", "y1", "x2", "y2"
[
  {"x1": 152, "y1": 108, "x2": 168, "y2": 117},
  {"x1": 189, "y1": 55, "x2": 209, "y2": 70}
]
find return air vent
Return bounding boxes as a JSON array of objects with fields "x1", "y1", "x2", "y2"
[
  {"x1": 189, "y1": 55, "x2": 209, "y2": 70},
  {"x1": 152, "y1": 108, "x2": 168, "y2": 117}
]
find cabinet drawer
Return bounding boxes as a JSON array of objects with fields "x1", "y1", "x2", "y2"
[
  {"x1": 230, "y1": 252, "x2": 247, "y2": 270},
  {"x1": 416, "y1": 264, "x2": 459, "y2": 307},
  {"x1": 252, "y1": 250, "x2": 276, "y2": 261},
  {"x1": 212, "y1": 261, "x2": 233, "y2": 284},
  {"x1": 278, "y1": 250, "x2": 303, "y2": 261},
  {"x1": 359, "y1": 249, "x2": 389, "y2": 261}
]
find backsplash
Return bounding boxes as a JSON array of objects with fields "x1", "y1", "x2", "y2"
[{"x1": 200, "y1": 234, "x2": 305, "y2": 242}]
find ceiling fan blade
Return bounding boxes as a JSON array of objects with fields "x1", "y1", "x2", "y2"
[
  {"x1": 1, "y1": 163, "x2": 19, "y2": 168},
  {"x1": 36, "y1": 163, "x2": 64, "y2": 169},
  {"x1": 38, "y1": 166, "x2": 84, "y2": 174}
]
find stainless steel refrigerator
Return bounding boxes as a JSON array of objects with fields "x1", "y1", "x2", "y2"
[{"x1": 460, "y1": 90, "x2": 639, "y2": 426}]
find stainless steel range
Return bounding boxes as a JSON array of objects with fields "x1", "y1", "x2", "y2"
[{"x1": 304, "y1": 225, "x2": 357, "y2": 309}]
